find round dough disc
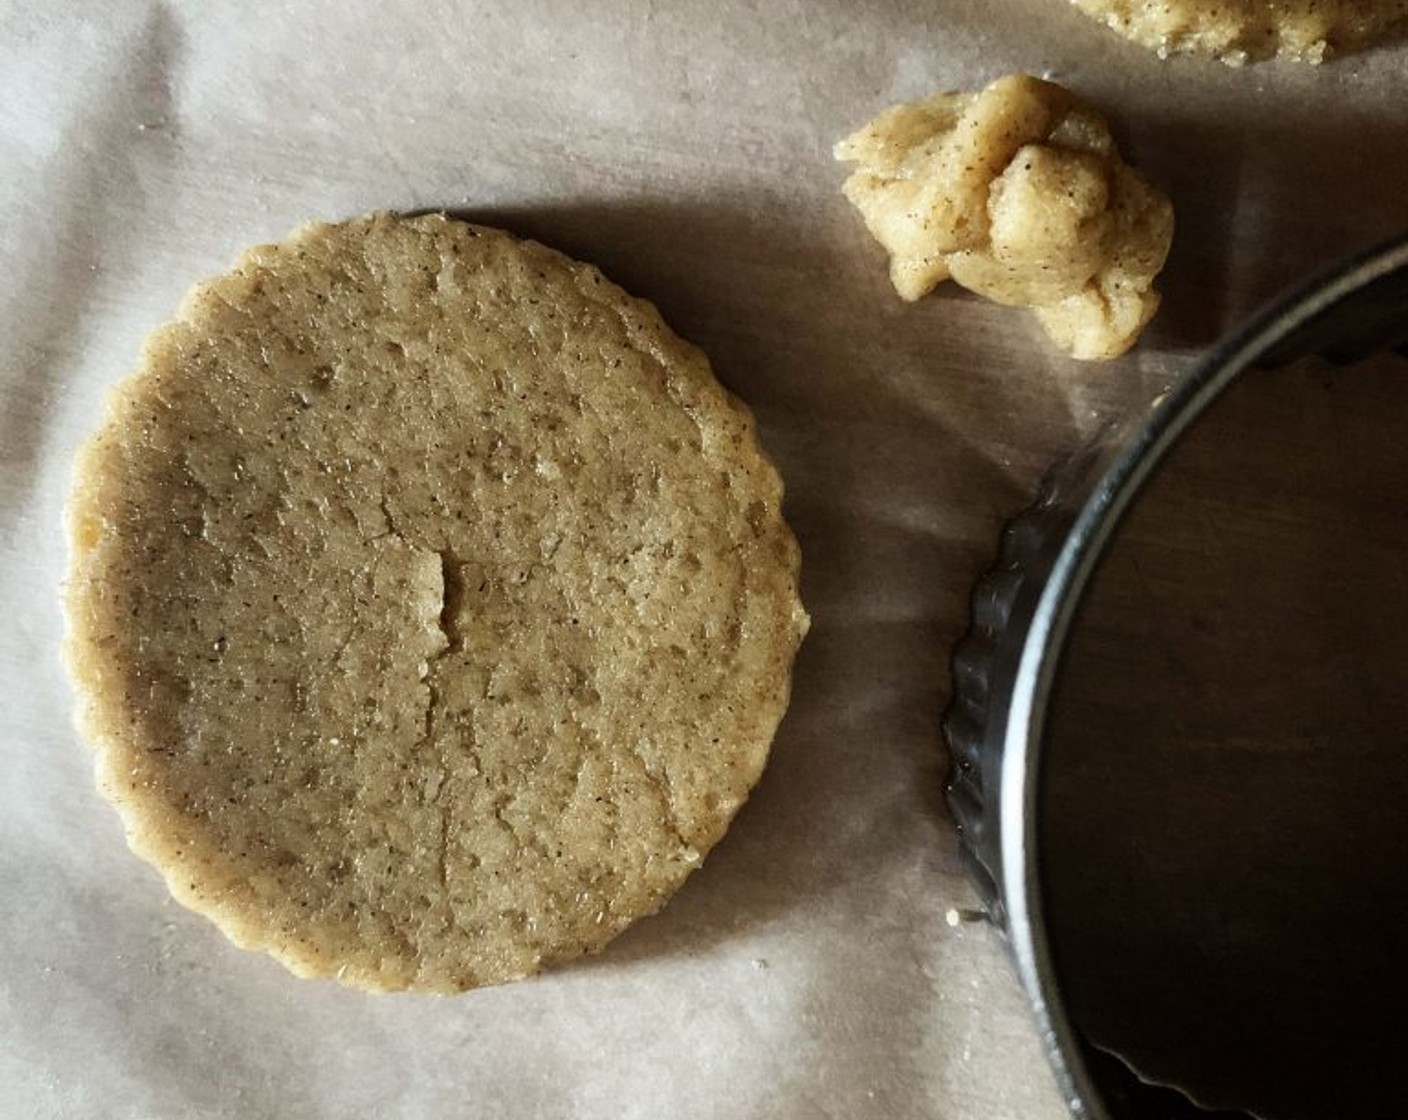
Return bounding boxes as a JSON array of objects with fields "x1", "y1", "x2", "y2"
[{"x1": 64, "y1": 213, "x2": 808, "y2": 992}]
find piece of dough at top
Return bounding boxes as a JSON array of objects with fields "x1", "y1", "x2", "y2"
[{"x1": 1069, "y1": 0, "x2": 1408, "y2": 63}]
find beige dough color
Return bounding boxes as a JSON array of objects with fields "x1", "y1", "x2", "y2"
[
  {"x1": 835, "y1": 75, "x2": 1174, "y2": 361},
  {"x1": 1067, "y1": 0, "x2": 1408, "y2": 63},
  {"x1": 64, "y1": 213, "x2": 809, "y2": 993}
]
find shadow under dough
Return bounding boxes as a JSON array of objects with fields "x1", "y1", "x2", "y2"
[
  {"x1": 1138, "y1": 102, "x2": 1408, "y2": 354},
  {"x1": 437, "y1": 196, "x2": 1084, "y2": 970}
]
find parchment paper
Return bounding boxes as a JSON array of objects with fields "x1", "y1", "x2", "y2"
[{"x1": 2, "y1": 3, "x2": 1405, "y2": 1118}]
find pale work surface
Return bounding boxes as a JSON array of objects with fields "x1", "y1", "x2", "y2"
[{"x1": 2, "y1": 3, "x2": 1405, "y2": 1118}]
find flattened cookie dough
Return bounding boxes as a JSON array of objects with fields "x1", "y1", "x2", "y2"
[
  {"x1": 1069, "y1": 0, "x2": 1408, "y2": 63},
  {"x1": 835, "y1": 75, "x2": 1173, "y2": 360},
  {"x1": 64, "y1": 213, "x2": 809, "y2": 992}
]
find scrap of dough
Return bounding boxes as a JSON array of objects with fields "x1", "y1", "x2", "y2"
[
  {"x1": 1068, "y1": 0, "x2": 1408, "y2": 64},
  {"x1": 63, "y1": 213, "x2": 810, "y2": 993},
  {"x1": 834, "y1": 74, "x2": 1174, "y2": 361}
]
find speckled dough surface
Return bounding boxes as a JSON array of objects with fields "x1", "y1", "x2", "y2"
[
  {"x1": 1068, "y1": 0, "x2": 1408, "y2": 62},
  {"x1": 64, "y1": 213, "x2": 809, "y2": 992}
]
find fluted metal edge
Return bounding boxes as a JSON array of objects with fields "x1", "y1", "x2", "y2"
[{"x1": 939, "y1": 231, "x2": 1408, "y2": 1120}]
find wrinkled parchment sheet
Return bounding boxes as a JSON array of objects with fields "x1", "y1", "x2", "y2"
[{"x1": 2, "y1": 3, "x2": 1404, "y2": 1117}]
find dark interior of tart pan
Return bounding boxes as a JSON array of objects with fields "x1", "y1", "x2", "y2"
[{"x1": 1040, "y1": 351, "x2": 1408, "y2": 1120}]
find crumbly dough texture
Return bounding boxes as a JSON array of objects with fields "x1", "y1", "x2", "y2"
[
  {"x1": 1068, "y1": 0, "x2": 1408, "y2": 63},
  {"x1": 834, "y1": 74, "x2": 1174, "y2": 361},
  {"x1": 64, "y1": 213, "x2": 808, "y2": 992}
]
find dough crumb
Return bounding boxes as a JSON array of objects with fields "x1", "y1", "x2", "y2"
[{"x1": 834, "y1": 74, "x2": 1174, "y2": 361}]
